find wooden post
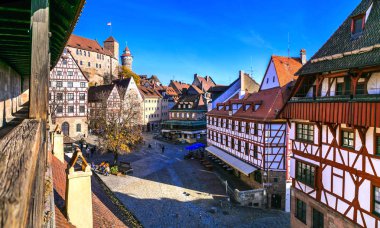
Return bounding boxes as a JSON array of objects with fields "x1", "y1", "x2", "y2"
[{"x1": 30, "y1": 0, "x2": 50, "y2": 120}]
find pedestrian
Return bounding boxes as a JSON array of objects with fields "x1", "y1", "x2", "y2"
[{"x1": 161, "y1": 145, "x2": 165, "y2": 154}]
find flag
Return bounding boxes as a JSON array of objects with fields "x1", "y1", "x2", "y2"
[{"x1": 107, "y1": 22, "x2": 112, "y2": 26}]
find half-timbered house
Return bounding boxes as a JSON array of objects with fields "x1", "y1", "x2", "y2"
[
  {"x1": 49, "y1": 48, "x2": 89, "y2": 137},
  {"x1": 281, "y1": 1, "x2": 380, "y2": 227},
  {"x1": 88, "y1": 84, "x2": 121, "y2": 127},
  {"x1": 207, "y1": 54, "x2": 302, "y2": 211}
]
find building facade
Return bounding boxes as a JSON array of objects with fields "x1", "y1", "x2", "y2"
[
  {"x1": 66, "y1": 34, "x2": 120, "y2": 85},
  {"x1": 49, "y1": 49, "x2": 89, "y2": 138},
  {"x1": 139, "y1": 86, "x2": 164, "y2": 132},
  {"x1": 162, "y1": 94, "x2": 208, "y2": 143},
  {"x1": 206, "y1": 55, "x2": 302, "y2": 211},
  {"x1": 281, "y1": 1, "x2": 380, "y2": 227}
]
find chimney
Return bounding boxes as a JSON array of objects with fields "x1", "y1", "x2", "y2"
[
  {"x1": 239, "y1": 70, "x2": 246, "y2": 98},
  {"x1": 300, "y1": 49, "x2": 307, "y2": 65},
  {"x1": 53, "y1": 126, "x2": 64, "y2": 163},
  {"x1": 194, "y1": 73, "x2": 198, "y2": 80},
  {"x1": 65, "y1": 148, "x2": 93, "y2": 228}
]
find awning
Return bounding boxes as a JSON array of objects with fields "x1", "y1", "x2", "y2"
[{"x1": 206, "y1": 146, "x2": 257, "y2": 176}]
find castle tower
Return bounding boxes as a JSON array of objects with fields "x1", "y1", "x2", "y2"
[
  {"x1": 121, "y1": 46, "x2": 133, "y2": 70},
  {"x1": 103, "y1": 36, "x2": 119, "y2": 61}
]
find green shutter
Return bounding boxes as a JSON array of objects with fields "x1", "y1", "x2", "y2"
[{"x1": 376, "y1": 136, "x2": 380, "y2": 155}]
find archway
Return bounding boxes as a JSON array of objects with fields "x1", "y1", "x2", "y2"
[{"x1": 62, "y1": 122, "x2": 70, "y2": 136}]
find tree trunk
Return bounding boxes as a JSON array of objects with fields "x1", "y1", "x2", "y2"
[{"x1": 113, "y1": 151, "x2": 119, "y2": 165}]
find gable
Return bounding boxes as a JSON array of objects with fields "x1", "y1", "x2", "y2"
[
  {"x1": 50, "y1": 50, "x2": 89, "y2": 83},
  {"x1": 260, "y1": 60, "x2": 279, "y2": 91}
]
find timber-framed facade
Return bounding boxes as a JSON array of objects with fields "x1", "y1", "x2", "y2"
[
  {"x1": 207, "y1": 54, "x2": 303, "y2": 211},
  {"x1": 282, "y1": 1, "x2": 380, "y2": 227}
]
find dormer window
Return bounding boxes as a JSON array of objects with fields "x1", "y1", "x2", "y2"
[
  {"x1": 254, "y1": 104, "x2": 261, "y2": 111},
  {"x1": 244, "y1": 104, "x2": 251, "y2": 111},
  {"x1": 218, "y1": 105, "x2": 224, "y2": 110},
  {"x1": 351, "y1": 14, "x2": 365, "y2": 38}
]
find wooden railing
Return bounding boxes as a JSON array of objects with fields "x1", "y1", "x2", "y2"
[{"x1": 0, "y1": 119, "x2": 46, "y2": 228}]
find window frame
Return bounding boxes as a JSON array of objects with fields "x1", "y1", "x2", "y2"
[
  {"x1": 373, "y1": 185, "x2": 380, "y2": 218},
  {"x1": 312, "y1": 208, "x2": 324, "y2": 228},
  {"x1": 375, "y1": 134, "x2": 380, "y2": 156},
  {"x1": 296, "y1": 123, "x2": 314, "y2": 143},
  {"x1": 295, "y1": 160, "x2": 316, "y2": 188},
  {"x1": 76, "y1": 124, "x2": 81, "y2": 132},
  {"x1": 351, "y1": 14, "x2": 365, "y2": 36},
  {"x1": 295, "y1": 198, "x2": 307, "y2": 224},
  {"x1": 341, "y1": 128, "x2": 355, "y2": 149}
]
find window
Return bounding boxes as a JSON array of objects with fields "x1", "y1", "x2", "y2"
[
  {"x1": 88, "y1": 62, "x2": 90, "y2": 67},
  {"x1": 84, "y1": 51, "x2": 86, "y2": 56},
  {"x1": 56, "y1": 106, "x2": 63, "y2": 113},
  {"x1": 253, "y1": 123, "x2": 258, "y2": 135},
  {"x1": 96, "y1": 63, "x2": 98, "y2": 68},
  {"x1": 231, "y1": 138, "x2": 235, "y2": 150},
  {"x1": 88, "y1": 51, "x2": 90, "y2": 57},
  {"x1": 80, "y1": 82, "x2": 86, "y2": 88},
  {"x1": 76, "y1": 124, "x2": 81, "y2": 132},
  {"x1": 336, "y1": 82, "x2": 344, "y2": 96},
  {"x1": 376, "y1": 135, "x2": 380, "y2": 156},
  {"x1": 67, "y1": 93, "x2": 74, "y2": 100},
  {"x1": 99, "y1": 64, "x2": 101, "y2": 69},
  {"x1": 76, "y1": 49, "x2": 79, "y2": 55},
  {"x1": 55, "y1": 93, "x2": 63, "y2": 101},
  {"x1": 266, "y1": 78, "x2": 269, "y2": 84},
  {"x1": 253, "y1": 170, "x2": 262, "y2": 183},
  {"x1": 296, "y1": 161, "x2": 316, "y2": 188},
  {"x1": 352, "y1": 16, "x2": 364, "y2": 35},
  {"x1": 341, "y1": 130, "x2": 354, "y2": 148},
  {"x1": 356, "y1": 81, "x2": 366, "y2": 95},
  {"x1": 246, "y1": 122, "x2": 250, "y2": 134},
  {"x1": 68, "y1": 106, "x2": 74, "y2": 113},
  {"x1": 296, "y1": 199, "x2": 307, "y2": 224},
  {"x1": 67, "y1": 71, "x2": 73, "y2": 76},
  {"x1": 79, "y1": 106, "x2": 85, "y2": 113},
  {"x1": 80, "y1": 61, "x2": 83, "y2": 65},
  {"x1": 62, "y1": 60, "x2": 67, "y2": 65},
  {"x1": 374, "y1": 186, "x2": 380, "y2": 217},
  {"x1": 253, "y1": 145, "x2": 258, "y2": 158},
  {"x1": 245, "y1": 142, "x2": 249, "y2": 155},
  {"x1": 56, "y1": 81, "x2": 62, "y2": 87},
  {"x1": 296, "y1": 123, "x2": 314, "y2": 142},
  {"x1": 67, "y1": 82, "x2": 73, "y2": 87},
  {"x1": 57, "y1": 71, "x2": 62, "y2": 76},
  {"x1": 313, "y1": 208, "x2": 324, "y2": 228},
  {"x1": 273, "y1": 76, "x2": 275, "y2": 83},
  {"x1": 79, "y1": 93, "x2": 85, "y2": 100}
]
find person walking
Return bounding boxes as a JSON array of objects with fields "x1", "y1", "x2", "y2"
[{"x1": 161, "y1": 145, "x2": 165, "y2": 154}]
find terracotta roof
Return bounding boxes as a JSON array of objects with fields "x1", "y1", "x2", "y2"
[
  {"x1": 67, "y1": 34, "x2": 114, "y2": 57},
  {"x1": 121, "y1": 46, "x2": 131, "y2": 57},
  {"x1": 271, "y1": 56, "x2": 302, "y2": 87},
  {"x1": 51, "y1": 156, "x2": 127, "y2": 228},
  {"x1": 88, "y1": 84, "x2": 116, "y2": 102},
  {"x1": 138, "y1": 86, "x2": 162, "y2": 98},
  {"x1": 169, "y1": 80, "x2": 190, "y2": 94},
  {"x1": 194, "y1": 75, "x2": 216, "y2": 91},
  {"x1": 208, "y1": 83, "x2": 294, "y2": 121},
  {"x1": 188, "y1": 84, "x2": 204, "y2": 95}
]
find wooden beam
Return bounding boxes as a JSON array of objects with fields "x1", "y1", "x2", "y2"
[{"x1": 30, "y1": 0, "x2": 49, "y2": 120}]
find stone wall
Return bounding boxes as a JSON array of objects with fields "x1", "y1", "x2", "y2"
[
  {"x1": 291, "y1": 188, "x2": 357, "y2": 228},
  {"x1": 0, "y1": 60, "x2": 28, "y2": 128},
  {"x1": 55, "y1": 117, "x2": 88, "y2": 138},
  {"x1": 233, "y1": 188, "x2": 266, "y2": 207}
]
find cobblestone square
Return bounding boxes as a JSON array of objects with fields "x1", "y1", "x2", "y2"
[{"x1": 93, "y1": 134, "x2": 290, "y2": 228}]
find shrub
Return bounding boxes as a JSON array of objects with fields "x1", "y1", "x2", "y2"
[{"x1": 110, "y1": 166, "x2": 118, "y2": 175}]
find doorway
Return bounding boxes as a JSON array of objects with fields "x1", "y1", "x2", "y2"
[{"x1": 271, "y1": 194, "x2": 282, "y2": 209}]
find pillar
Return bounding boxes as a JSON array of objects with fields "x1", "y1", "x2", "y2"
[{"x1": 53, "y1": 131, "x2": 64, "y2": 162}]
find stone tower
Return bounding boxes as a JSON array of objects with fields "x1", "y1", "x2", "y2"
[
  {"x1": 103, "y1": 36, "x2": 119, "y2": 61},
  {"x1": 121, "y1": 46, "x2": 133, "y2": 70}
]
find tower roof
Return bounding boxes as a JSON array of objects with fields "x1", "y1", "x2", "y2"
[
  {"x1": 104, "y1": 36, "x2": 117, "y2": 42},
  {"x1": 121, "y1": 46, "x2": 131, "y2": 57}
]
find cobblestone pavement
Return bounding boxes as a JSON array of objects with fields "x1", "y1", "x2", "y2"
[{"x1": 91, "y1": 134, "x2": 290, "y2": 228}]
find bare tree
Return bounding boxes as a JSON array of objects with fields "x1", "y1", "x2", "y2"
[{"x1": 90, "y1": 87, "x2": 143, "y2": 164}]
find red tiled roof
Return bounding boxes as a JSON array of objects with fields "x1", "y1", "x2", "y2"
[
  {"x1": 67, "y1": 34, "x2": 114, "y2": 57},
  {"x1": 195, "y1": 75, "x2": 216, "y2": 91},
  {"x1": 169, "y1": 80, "x2": 190, "y2": 93},
  {"x1": 51, "y1": 156, "x2": 127, "y2": 228},
  {"x1": 271, "y1": 56, "x2": 302, "y2": 87},
  {"x1": 138, "y1": 86, "x2": 162, "y2": 98},
  {"x1": 188, "y1": 84, "x2": 204, "y2": 94},
  {"x1": 208, "y1": 84, "x2": 294, "y2": 121}
]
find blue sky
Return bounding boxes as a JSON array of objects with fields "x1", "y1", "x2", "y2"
[{"x1": 74, "y1": 0, "x2": 361, "y2": 85}]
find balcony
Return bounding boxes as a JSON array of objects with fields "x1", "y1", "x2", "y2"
[{"x1": 282, "y1": 95, "x2": 380, "y2": 127}]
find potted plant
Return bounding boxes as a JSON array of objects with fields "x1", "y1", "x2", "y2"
[{"x1": 110, "y1": 166, "x2": 119, "y2": 175}]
